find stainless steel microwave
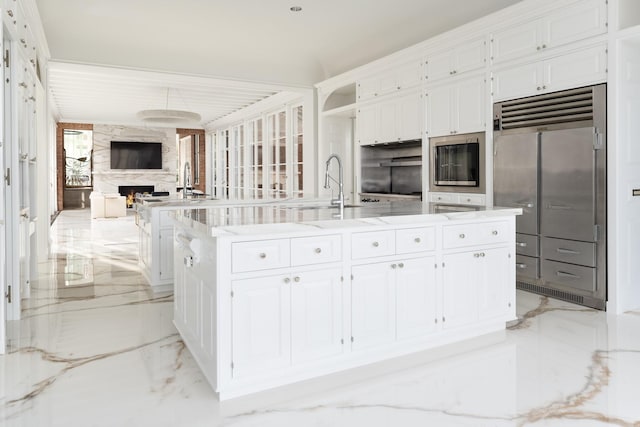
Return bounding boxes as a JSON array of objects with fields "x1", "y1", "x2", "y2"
[{"x1": 429, "y1": 132, "x2": 485, "y2": 194}]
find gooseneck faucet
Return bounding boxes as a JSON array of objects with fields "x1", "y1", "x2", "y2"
[
  {"x1": 324, "y1": 154, "x2": 344, "y2": 212},
  {"x1": 183, "y1": 161, "x2": 192, "y2": 199}
]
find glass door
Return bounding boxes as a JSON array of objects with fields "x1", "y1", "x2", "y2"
[{"x1": 291, "y1": 105, "x2": 304, "y2": 198}]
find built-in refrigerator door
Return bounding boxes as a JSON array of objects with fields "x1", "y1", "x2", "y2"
[
  {"x1": 541, "y1": 127, "x2": 597, "y2": 242},
  {"x1": 493, "y1": 132, "x2": 539, "y2": 235}
]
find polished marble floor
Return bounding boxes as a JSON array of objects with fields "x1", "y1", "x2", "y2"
[{"x1": 1, "y1": 208, "x2": 639, "y2": 426}]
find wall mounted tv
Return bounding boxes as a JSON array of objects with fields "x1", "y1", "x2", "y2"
[{"x1": 110, "y1": 141, "x2": 163, "y2": 169}]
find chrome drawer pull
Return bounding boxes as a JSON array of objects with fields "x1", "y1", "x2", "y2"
[
  {"x1": 492, "y1": 230, "x2": 498, "y2": 235},
  {"x1": 259, "y1": 253, "x2": 267, "y2": 259},
  {"x1": 315, "y1": 248, "x2": 322, "y2": 254},
  {"x1": 459, "y1": 233, "x2": 465, "y2": 239},
  {"x1": 284, "y1": 277, "x2": 291, "y2": 283},
  {"x1": 556, "y1": 248, "x2": 580, "y2": 255},
  {"x1": 516, "y1": 242, "x2": 527, "y2": 247},
  {"x1": 516, "y1": 263, "x2": 527, "y2": 269},
  {"x1": 556, "y1": 271, "x2": 581, "y2": 279},
  {"x1": 547, "y1": 204, "x2": 573, "y2": 210},
  {"x1": 398, "y1": 262, "x2": 404, "y2": 268},
  {"x1": 372, "y1": 241, "x2": 379, "y2": 247},
  {"x1": 294, "y1": 276, "x2": 301, "y2": 283},
  {"x1": 391, "y1": 263, "x2": 397, "y2": 269},
  {"x1": 474, "y1": 253, "x2": 480, "y2": 258},
  {"x1": 414, "y1": 237, "x2": 421, "y2": 243}
]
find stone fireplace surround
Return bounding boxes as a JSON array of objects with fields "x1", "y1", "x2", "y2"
[{"x1": 91, "y1": 125, "x2": 178, "y2": 197}]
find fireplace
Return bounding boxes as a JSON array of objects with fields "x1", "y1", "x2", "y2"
[{"x1": 118, "y1": 185, "x2": 154, "y2": 208}]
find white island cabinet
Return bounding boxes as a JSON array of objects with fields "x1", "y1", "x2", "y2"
[{"x1": 171, "y1": 203, "x2": 520, "y2": 400}]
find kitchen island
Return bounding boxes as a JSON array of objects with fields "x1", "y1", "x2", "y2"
[{"x1": 170, "y1": 202, "x2": 521, "y2": 400}]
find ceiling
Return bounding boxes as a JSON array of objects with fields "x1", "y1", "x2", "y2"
[{"x1": 36, "y1": 0, "x2": 522, "y2": 128}]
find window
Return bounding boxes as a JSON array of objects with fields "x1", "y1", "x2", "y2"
[{"x1": 63, "y1": 129, "x2": 93, "y2": 188}]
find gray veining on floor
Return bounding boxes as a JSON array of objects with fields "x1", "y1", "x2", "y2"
[{"x1": 1, "y1": 208, "x2": 639, "y2": 427}]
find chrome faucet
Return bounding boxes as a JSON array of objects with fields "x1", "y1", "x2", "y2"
[
  {"x1": 183, "y1": 161, "x2": 192, "y2": 199},
  {"x1": 324, "y1": 154, "x2": 344, "y2": 212}
]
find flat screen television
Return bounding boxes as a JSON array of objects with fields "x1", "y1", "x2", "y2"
[{"x1": 110, "y1": 141, "x2": 163, "y2": 169}]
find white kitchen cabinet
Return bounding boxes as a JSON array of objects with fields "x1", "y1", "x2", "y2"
[
  {"x1": 491, "y1": 0, "x2": 607, "y2": 64},
  {"x1": 424, "y1": 37, "x2": 486, "y2": 82},
  {"x1": 396, "y1": 256, "x2": 438, "y2": 340},
  {"x1": 351, "y1": 262, "x2": 396, "y2": 350},
  {"x1": 158, "y1": 227, "x2": 174, "y2": 281},
  {"x1": 357, "y1": 61, "x2": 422, "y2": 102},
  {"x1": 137, "y1": 206, "x2": 176, "y2": 291},
  {"x1": 492, "y1": 44, "x2": 607, "y2": 101},
  {"x1": 170, "y1": 209, "x2": 519, "y2": 400},
  {"x1": 426, "y1": 74, "x2": 485, "y2": 137},
  {"x1": 428, "y1": 192, "x2": 487, "y2": 206},
  {"x1": 356, "y1": 91, "x2": 422, "y2": 145},
  {"x1": 232, "y1": 275, "x2": 292, "y2": 379},
  {"x1": 291, "y1": 268, "x2": 344, "y2": 363}
]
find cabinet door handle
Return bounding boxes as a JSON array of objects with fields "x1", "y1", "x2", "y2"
[
  {"x1": 414, "y1": 237, "x2": 421, "y2": 243},
  {"x1": 516, "y1": 242, "x2": 528, "y2": 247},
  {"x1": 459, "y1": 233, "x2": 465, "y2": 239},
  {"x1": 315, "y1": 247, "x2": 322, "y2": 254},
  {"x1": 556, "y1": 271, "x2": 580, "y2": 279},
  {"x1": 391, "y1": 263, "x2": 397, "y2": 269},
  {"x1": 474, "y1": 253, "x2": 480, "y2": 258},
  {"x1": 284, "y1": 277, "x2": 291, "y2": 283},
  {"x1": 556, "y1": 248, "x2": 580, "y2": 255},
  {"x1": 480, "y1": 252, "x2": 485, "y2": 257},
  {"x1": 259, "y1": 253, "x2": 267, "y2": 259},
  {"x1": 294, "y1": 276, "x2": 301, "y2": 283},
  {"x1": 516, "y1": 263, "x2": 527, "y2": 269},
  {"x1": 398, "y1": 262, "x2": 404, "y2": 268},
  {"x1": 542, "y1": 44, "x2": 547, "y2": 49},
  {"x1": 492, "y1": 230, "x2": 498, "y2": 235},
  {"x1": 372, "y1": 241, "x2": 379, "y2": 247}
]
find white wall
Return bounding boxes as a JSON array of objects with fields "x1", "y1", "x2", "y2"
[{"x1": 92, "y1": 125, "x2": 177, "y2": 195}]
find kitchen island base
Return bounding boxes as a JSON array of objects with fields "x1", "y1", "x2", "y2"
[{"x1": 171, "y1": 204, "x2": 520, "y2": 400}]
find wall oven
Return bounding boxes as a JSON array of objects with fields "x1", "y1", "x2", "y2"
[{"x1": 429, "y1": 132, "x2": 485, "y2": 194}]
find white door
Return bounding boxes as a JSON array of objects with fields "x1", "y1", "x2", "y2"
[
  {"x1": 378, "y1": 98, "x2": 398, "y2": 143},
  {"x1": 0, "y1": 35, "x2": 5, "y2": 353},
  {"x1": 425, "y1": 84, "x2": 453, "y2": 138},
  {"x1": 396, "y1": 256, "x2": 438, "y2": 340},
  {"x1": 231, "y1": 275, "x2": 291, "y2": 378},
  {"x1": 357, "y1": 104, "x2": 379, "y2": 145},
  {"x1": 291, "y1": 268, "x2": 343, "y2": 363},
  {"x1": 397, "y1": 92, "x2": 422, "y2": 141},
  {"x1": 351, "y1": 262, "x2": 396, "y2": 350},
  {"x1": 456, "y1": 75, "x2": 485, "y2": 134}
]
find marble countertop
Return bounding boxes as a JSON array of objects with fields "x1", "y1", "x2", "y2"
[{"x1": 170, "y1": 201, "x2": 522, "y2": 237}]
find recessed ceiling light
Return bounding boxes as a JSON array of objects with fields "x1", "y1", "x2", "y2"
[{"x1": 290, "y1": 6, "x2": 302, "y2": 12}]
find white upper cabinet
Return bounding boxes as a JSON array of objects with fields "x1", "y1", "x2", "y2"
[
  {"x1": 426, "y1": 74, "x2": 485, "y2": 137},
  {"x1": 357, "y1": 61, "x2": 422, "y2": 102},
  {"x1": 492, "y1": 43, "x2": 607, "y2": 101},
  {"x1": 424, "y1": 37, "x2": 486, "y2": 83},
  {"x1": 491, "y1": 0, "x2": 607, "y2": 64},
  {"x1": 356, "y1": 90, "x2": 422, "y2": 145}
]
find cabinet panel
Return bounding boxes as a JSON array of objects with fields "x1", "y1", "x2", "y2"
[
  {"x1": 396, "y1": 227, "x2": 436, "y2": 254},
  {"x1": 291, "y1": 234, "x2": 342, "y2": 266},
  {"x1": 232, "y1": 275, "x2": 291, "y2": 378},
  {"x1": 543, "y1": 0, "x2": 607, "y2": 49},
  {"x1": 426, "y1": 84, "x2": 453, "y2": 137},
  {"x1": 397, "y1": 257, "x2": 438, "y2": 340},
  {"x1": 159, "y1": 228, "x2": 174, "y2": 280},
  {"x1": 378, "y1": 99, "x2": 399, "y2": 143},
  {"x1": 491, "y1": 20, "x2": 541, "y2": 64},
  {"x1": 352, "y1": 230, "x2": 395, "y2": 259},
  {"x1": 477, "y1": 247, "x2": 511, "y2": 320},
  {"x1": 492, "y1": 62, "x2": 541, "y2": 102},
  {"x1": 442, "y1": 251, "x2": 479, "y2": 329},
  {"x1": 443, "y1": 220, "x2": 509, "y2": 249},
  {"x1": 351, "y1": 263, "x2": 396, "y2": 350},
  {"x1": 357, "y1": 104, "x2": 379, "y2": 145},
  {"x1": 455, "y1": 75, "x2": 486, "y2": 134},
  {"x1": 543, "y1": 45, "x2": 607, "y2": 93},
  {"x1": 397, "y1": 91, "x2": 423, "y2": 141},
  {"x1": 231, "y1": 239, "x2": 290, "y2": 272},
  {"x1": 425, "y1": 37, "x2": 486, "y2": 82},
  {"x1": 291, "y1": 268, "x2": 343, "y2": 363}
]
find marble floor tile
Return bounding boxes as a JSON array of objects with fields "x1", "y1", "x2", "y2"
[{"x1": 1, "y1": 208, "x2": 639, "y2": 426}]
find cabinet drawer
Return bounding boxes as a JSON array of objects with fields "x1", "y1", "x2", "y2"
[
  {"x1": 291, "y1": 235, "x2": 342, "y2": 266},
  {"x1": 429, "y1": 192, "x2": 457, "y2": 203},
  {"x1": 458, "y1": 194, "x2": 485, "y2": 205},
  {"x1": 443, "y1": 221, "x2": 509, "y2": 249},
  {"x1": 232, "y1": 239, "x2": 290, "y2": 273},
  {"x1": 516, "y1": 254, "x2": 539, "y2": 280},
  {"x1": 516, "y1": 233, "x2": 539, "y2": 257},
  {"x1": 542, "y1": 260, "x2": 596, "y2": 293},
  {"x1": 396, "y1": 227, "x2": 436, "y2": 254},
  {"x1": 541, "y1": 237, "x2": 595, "y2": 267},
  {"x1": 352, "y1": 230, "x2": 395, "y2": 259}
]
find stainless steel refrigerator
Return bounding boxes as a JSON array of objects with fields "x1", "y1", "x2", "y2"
[{"x1": 493, "y1": 84, "x2": 606, "y2": 310}]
